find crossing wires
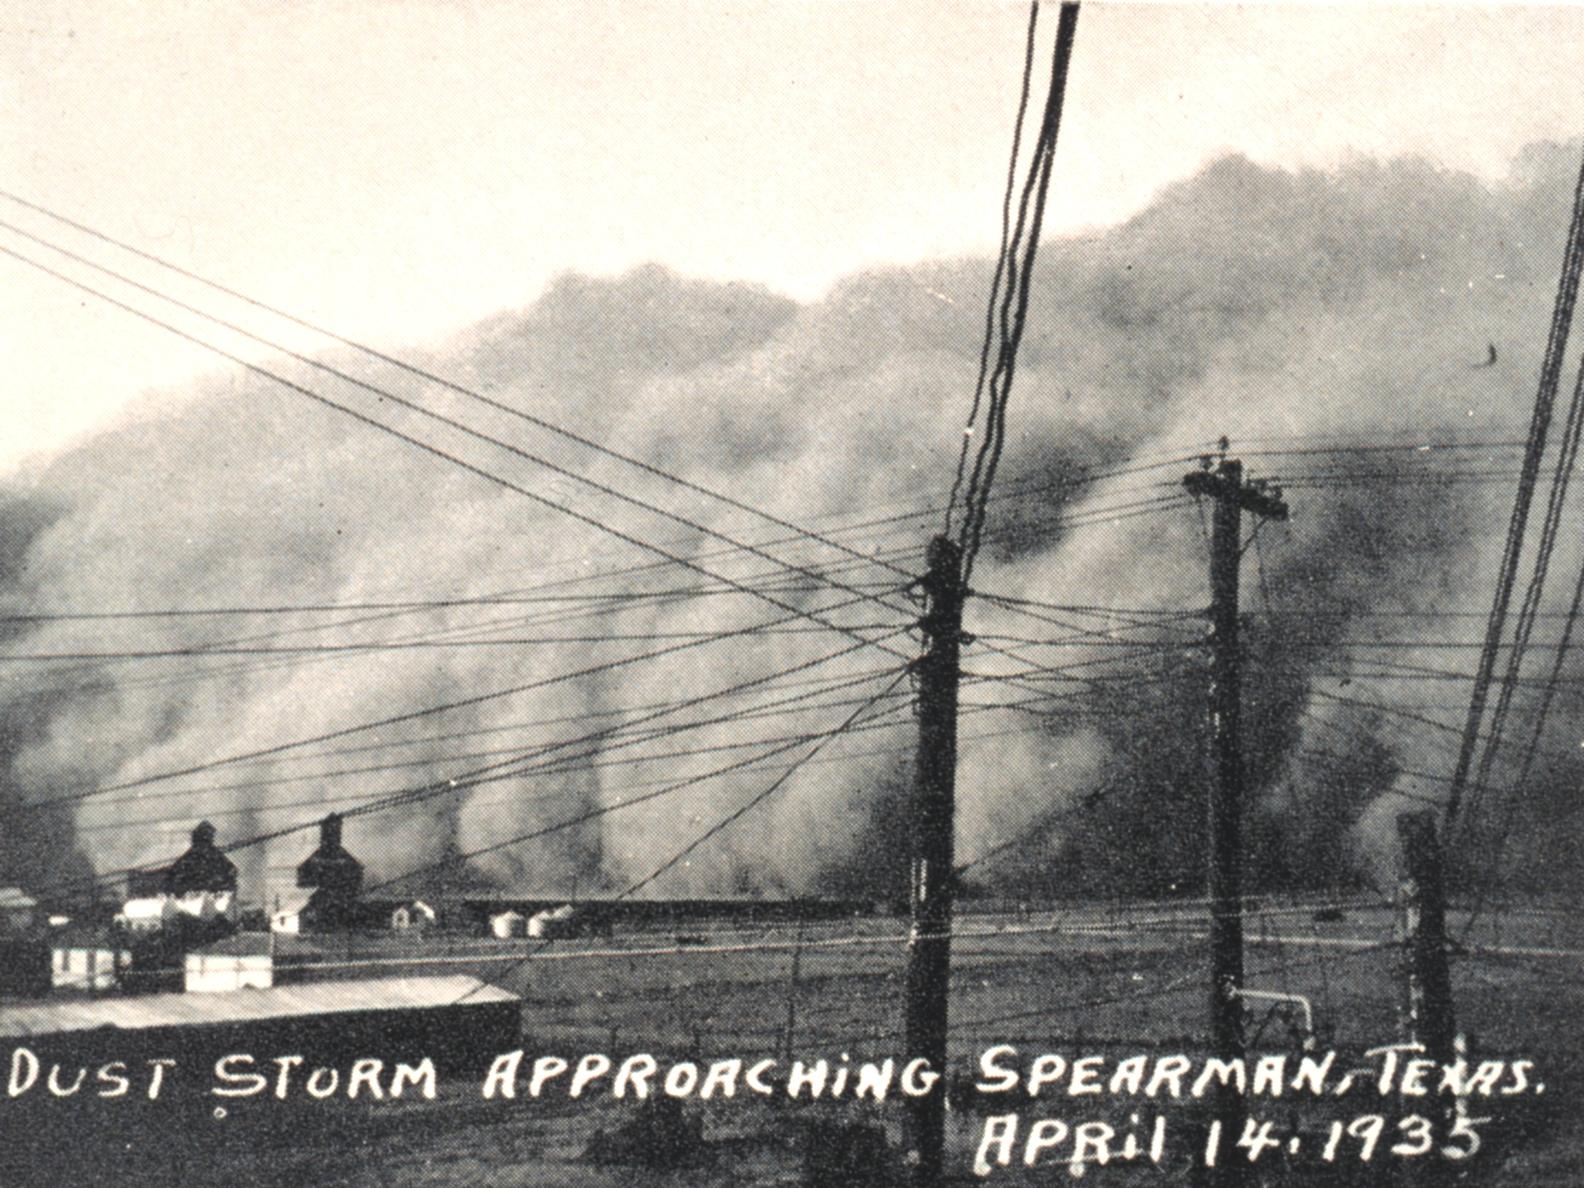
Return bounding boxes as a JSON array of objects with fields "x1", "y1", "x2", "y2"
[
  {"x1": 947, "y1": 0, "x2": 1081, "y2": 587},
  {"x1": 1443, "y1": 142, "x2": 1584, "y2": 832}
]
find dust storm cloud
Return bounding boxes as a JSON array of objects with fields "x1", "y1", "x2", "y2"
[{"x1": 4, "y1": 144, "x2": 1582, "y2": 904}]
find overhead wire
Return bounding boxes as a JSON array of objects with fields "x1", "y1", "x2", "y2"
[
  {"x1": 77, "y1": 679, "x2": 1146, "y2": 840},
  {"x1": 26, "y1": 624, "x2": 911, "y2": 901},
  {"x1": 945, "y1": 0, "x2": 1042, "y2": 535},
  {"x1": 0, "y1": 195, "x2": 924, "y2": 587},
  {"x1": 46, "y1": 636, "x2": 1191, "y2": 861},
  {"x1": 0, "y1": 237, "x2": 923, "y2": 663},
  {"x1": 448, "y1": 667, "x2": 914, "y2": 1003},
  {"x1": 956, "y1": 2, "x2": 1081, "y2": 585},
  {"x1": 1461, "y1": 338, "x2": 1584, "y2": 838},
  {"x1": 57, "y1": 668, "x2": 917, "y2": 827},
  {"x1": 19, "y1": 586, "x2": 896, "y2": 820},
  {"x1": 372, "y1": 666, "x2": 911, "y2": 900},
  {"x1": 1442, "y1": 141, "x2": 1584, "y2": 829},
  {"x1": 60, "y1": 662, "x2": 921, "y2": 828},
  {"x1": 52, "y1": 627, "x2": 1178, "y2": 834}
]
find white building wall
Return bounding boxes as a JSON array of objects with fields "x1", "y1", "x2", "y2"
[
  {"x1": 51, "y1": 947, "x2": 127, "y2": 991},
  {"x1": 184, "y1": 952, "x2": 273, "y2": 993}
]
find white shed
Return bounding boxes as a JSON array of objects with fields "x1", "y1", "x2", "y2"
[
  {"x1": 391, "y1": 900, "x2": 437, "y2": 932},
  {"x1": 489, "y1": 910, "x2": 526, "y2": 939},
  {"x1": 270, "y1": 891, "x2": 313, "y2": 935}
]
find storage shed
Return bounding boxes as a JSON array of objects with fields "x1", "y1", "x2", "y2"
[
  {"x1": 489, "y1": 910, "x2": 526, "y2": 939},
  {"x1": 0, "y1": 974, "x2": 521, "y2": 1078}
]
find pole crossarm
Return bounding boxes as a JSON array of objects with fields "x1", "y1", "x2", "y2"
[{"x1": 1183, "y1": 467, "x2": 1290, "y2": 522}]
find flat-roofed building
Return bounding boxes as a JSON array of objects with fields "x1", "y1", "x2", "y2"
[
  {"x1": 50, "y1": 930, "x2": 131, "y2": 993},
  {"x1": 184, "y1": 933, "x2": 274, "y2": 993},
  {"x1": 0, "y1": 974, "x2": 520, "y2": 1079}
]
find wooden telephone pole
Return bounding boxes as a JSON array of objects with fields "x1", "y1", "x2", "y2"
[
  {"x1": 1183, "y1": 453, "x2": 1287, "y2": 1183},
  {"x1": 1396, "y1": 811, "x2": 1456, "y2": 1063},
  {"x1": 1396, "y1": 810, "x2": 1458, "y2": 1186},
  {"x1": 903, "y1": 535, "x2": 966, "y2": 1186}
]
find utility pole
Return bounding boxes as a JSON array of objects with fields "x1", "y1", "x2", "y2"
[
  {"x1": 1396, "y1": 811, "x2": 1458, "y2": 1186},
  {"x1": 1182, "y1": 453, "x2": 1287, "y2": 1184},
  {"x1": 1396, "y1": 810, "x2": 1456, "y2": 1061},
  {"x1": 903, "y1": 535, "x2": 966, "y2": 1186}
]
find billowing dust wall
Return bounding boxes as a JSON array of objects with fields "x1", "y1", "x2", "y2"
[{"x1": 3, "y1": 145, "x2": 1583, "y2": 903}]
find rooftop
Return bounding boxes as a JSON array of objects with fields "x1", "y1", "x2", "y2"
[{"x1": 0, "y1": 974, "x2": 517, "y2": 1039}]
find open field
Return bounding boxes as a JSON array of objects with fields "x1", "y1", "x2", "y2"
[{"x1": 6, "y1": 897, "x2": 1582, "y2": 1186}]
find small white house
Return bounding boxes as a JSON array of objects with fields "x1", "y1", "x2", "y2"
[
  {"x1": 51, "y1": 941, "x2": 130, "y2": 992},
  {"x1": 185, "y1": 934, "x2": 273, "y2": 993},
  {"x1": 270, "y1": 892, "x2": 313, "y2": 935},
  {"x1": 391, "y1": 900, "x2": 437, "y2": 932},
  {"x1": 489, "y1": 910, "x2": 526, "y2": 939}
]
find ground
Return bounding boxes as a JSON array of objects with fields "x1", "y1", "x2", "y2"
[{"x1": 3, "y1": 898, "x2": 1580, "y2": 1186}]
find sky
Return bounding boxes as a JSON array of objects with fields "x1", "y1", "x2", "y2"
[{"x1": 4, "y1": 1, "x2": 1584, "y2": 474}]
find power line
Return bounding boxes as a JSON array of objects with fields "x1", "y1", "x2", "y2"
[
  {"x1": 79, "y1": 698, "x2": 931, "y2": 836},
  {"x1": 956, "y1": 1, "x2": 1080, "y2": 584},
  {"x1": 0, "y1": 622, "x2": 902, "y2": 663},
  {"x1": 76, "y1": 685, "x2": 1138, "y2": 842},
  {"x1": 0, "y1": 196, "x2": 921, "y2": 585},
  {"x1": 0, "y1": 457, "x2": 1190, "y2": 635},
  {"x1": 370, "y1": 667, "x2": 909, "y2": 898},
  {"x1": 9, "y1": 567, "x2": 902, "y2": 703},
  {"x1": 26, "y1": 625, "x2": 908, "y2": 902},
  {"x1": 17, "y1": 587, "x2": 894, "y2": 819},
  {"x1": 1462, "y1": 345, "x2": 1584, "y2": 838},
  {"x1": 0, "y1": 459, "x2": 1191, "y2": 703},
  {"x1": 0, "y1": 238, "x2": 921, "y2": 662},
  {"x1": 41, "y1": 630, "x2": 1177, "y2": 895},
  {"x1": 449, "y1": 667, "x2": 913, "y2": 1004},
  {"x1": 56, "y1": 640, "x2": 1183, "y2": 828},
  {"x1": 0, "y1": 582, "x2": 892, "y2": 624},
  {"x1": 52, "y1": 632, "x2": 1171, "y2": 836},
  {"x1": 1443, "y1": 141, "x2": 1584, "y2": 828},
  {"x1": 62, "y1": 664, "x2": 916, "y2": 825},
  {"x1": 1233, "y1": 440, "x2": 1528, "y2": 459},
  {"x1": 946, "y1": 0, "x2": 1043, "y2": 535}
]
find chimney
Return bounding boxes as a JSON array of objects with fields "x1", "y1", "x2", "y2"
[{"x1": 321, "y1": 813, "x2": 343, "y2": 851}]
